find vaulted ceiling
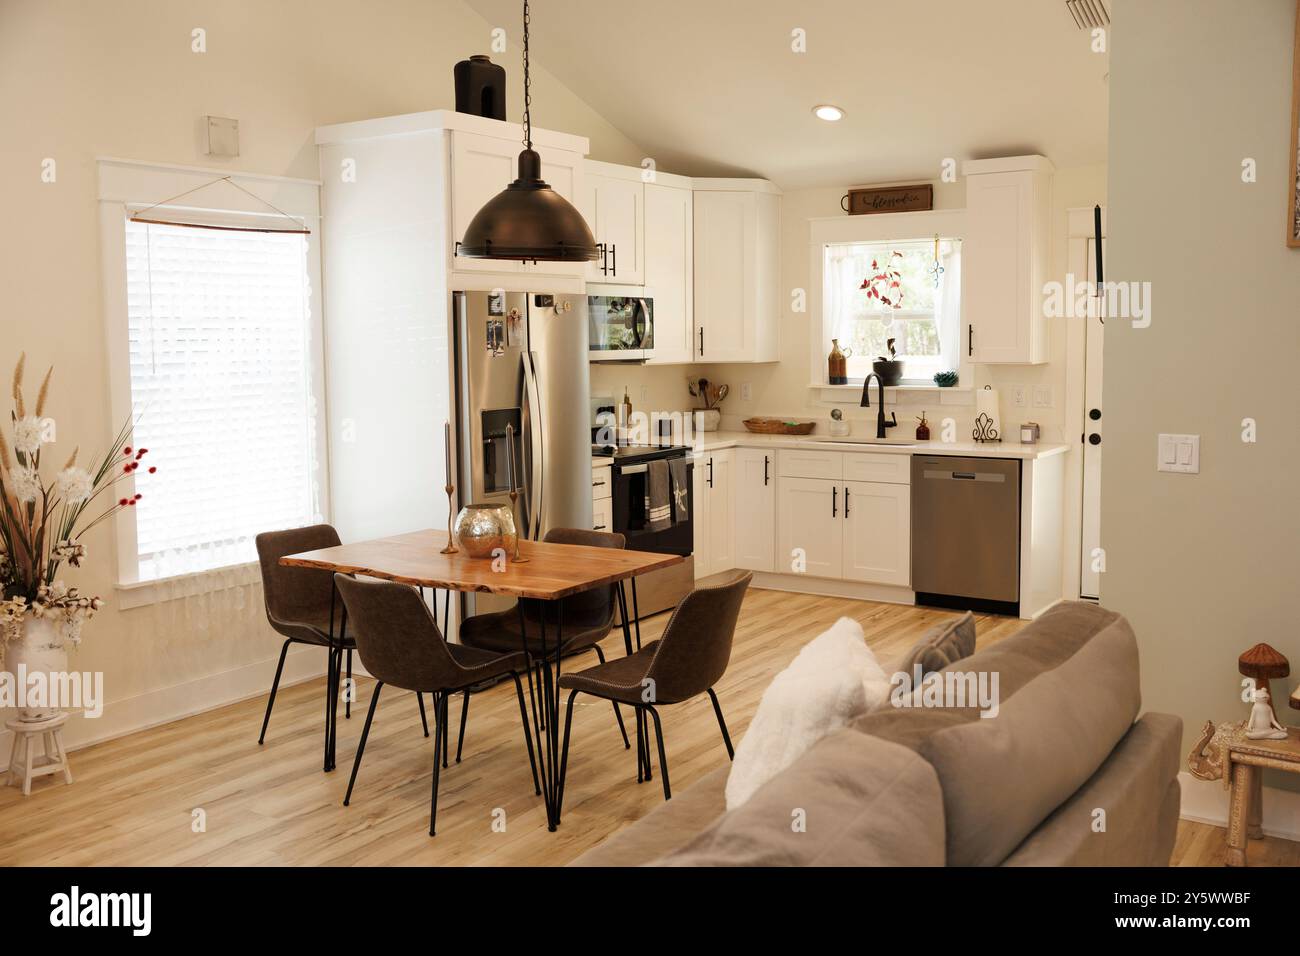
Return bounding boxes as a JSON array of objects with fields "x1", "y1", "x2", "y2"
[{"x1": 465, "y1": 0, "x2": 1110, "y2": 188}]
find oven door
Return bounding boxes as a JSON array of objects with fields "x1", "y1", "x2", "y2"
[
  {"x1": 588, "y1": 291, "x2": 653, "y2": 362},
  {"x1": 610, "y1": 456, "x2": 693, "y2": 555}
]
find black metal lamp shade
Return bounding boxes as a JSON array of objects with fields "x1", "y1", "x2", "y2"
[{"x1": 459, "y1": 148, "x2": 599, "y2": 262}]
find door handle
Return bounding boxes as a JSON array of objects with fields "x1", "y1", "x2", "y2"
[
  {"x1": 610, "y1": 243, "x2": 617, "y2": 277},
  {"x1": 832, "y1": 486, "x2": 837, "y2": 517},
  {"x1": 844, "y1": 486, "x2": 850, "y2": 516},
  {"x1": 968, "y1": 324, "x2": 973, "y2": 357},
  {"x1": 1089, "y1": 408, "x2": 1101, "y2": 420},
  {"x1": 1088, "y1": 433, "x2": 1101, "y2": 445},
  {"x1": 597, "y1": 243, "x2": 608, "y2": 275},
  {"x1": 521, "y1": 351, "x2": 544, "y2": 540},
  {"x1": 707, "y1": 456, "x2": 714, "y2": 488},
  {"x1": 698, "y1": 327, "x2": 704, "y2": 356},
  {"x1": 763, "y1": 455, "x2": 769, "y2": 486}
]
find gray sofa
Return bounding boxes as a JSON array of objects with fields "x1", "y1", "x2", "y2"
[{"x1": 572, "y1": 601, "x2": 1181, "y2": 866}]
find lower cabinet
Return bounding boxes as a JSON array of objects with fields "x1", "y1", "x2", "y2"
[
  {"x1": 733, "y1": 447, "x2": 775, "y2": 571},
  {"x1": 693, "y1": 449, "x2": 734, "y2": 577},
  {"x1": 842, "y1": 480, "x2": 910, "y2": 586},
  {"x1": 775, "y1": 477, "x2": 842, "y2": 578}
]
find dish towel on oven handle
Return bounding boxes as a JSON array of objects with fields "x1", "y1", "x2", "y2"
[{"x1": 646, "y1": 459, "x2": 672, "y2": 531}]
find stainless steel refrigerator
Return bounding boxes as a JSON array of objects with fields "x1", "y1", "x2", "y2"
[{"x1": 452, "y1": 290, "x2": 592, "y2": 614}]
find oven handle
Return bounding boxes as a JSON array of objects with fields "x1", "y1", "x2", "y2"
[
  {"x1": 618, "y1": 463, "x2": 649, "y2": 475},
  {"x1": 634, "y1": 298, "x2": 650, "y2": 349}
]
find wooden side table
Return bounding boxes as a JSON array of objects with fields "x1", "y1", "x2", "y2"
[
  {"x1": 5, "y1": 713, "x2": 73, "y2": 796},
  {"x1": 1187, "y1": 718, "x2": 1300, "y2": 866}
]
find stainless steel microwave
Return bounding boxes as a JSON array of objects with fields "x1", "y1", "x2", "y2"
[{"x1": 588, "y1": 289, "x2": 653, "y2": 362}]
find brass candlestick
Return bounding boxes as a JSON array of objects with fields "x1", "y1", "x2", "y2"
[
  {"x1": 441, "y1": 421, "x2": 458, "y2": 554},
  {"x1": 506, "y1": 423, "x2": 529, "y2": 563}
]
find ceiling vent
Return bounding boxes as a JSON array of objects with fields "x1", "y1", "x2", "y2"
[{"x1": 1065, "y1": 0, "x2": 1109, "y2": 29}]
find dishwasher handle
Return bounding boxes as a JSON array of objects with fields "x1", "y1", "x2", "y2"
[{"x1": 923, "y1": 469, "x2": 1006, "y2": 483}]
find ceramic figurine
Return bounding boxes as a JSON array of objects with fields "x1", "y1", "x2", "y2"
[{"x1": 1245, "y1": 687, "x2": 1288, "y2": 740}]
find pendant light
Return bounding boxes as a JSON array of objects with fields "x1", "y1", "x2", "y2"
[{"x1": 458, "y1": 0, "x2": 599, "y2": 263}]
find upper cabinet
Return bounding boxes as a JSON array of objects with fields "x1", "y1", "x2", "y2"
[
  {"x1": 449, "y1": 130, "x2": 587, "y2": 279},
  {"x1": 582, "y1": 161, "x2": 644, "y2": 284},
  {"x1": 644, "y1": 181, "x2": 694, "y2": 364},
  {"x1": 693, "y1": 182, "x2": 781, "y2": 363},
  {"x1": 962, "y1": 155, "x2": 1053, "y2": 365}
]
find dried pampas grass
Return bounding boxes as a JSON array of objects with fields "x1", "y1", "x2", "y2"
[
  {"x1": 34, "y1": 366, "x2": 52, "y2": 418},
  {"x1": 11, "y1": 352, "x2": 25, "y2": 418}
]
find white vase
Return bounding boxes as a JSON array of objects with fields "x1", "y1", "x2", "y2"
[
  {"x1": 4, "y1": 616, "x2": 68, "y2": 721},
  {"x1": 694, "y1": 409, "x2": 721, "y2": 432}
]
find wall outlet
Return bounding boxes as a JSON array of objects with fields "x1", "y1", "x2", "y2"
[
  {"x1": 1012, "y1": 386, "x2": 1027, "y2": 408},
  {"x1": 1157, "y1": 433, "x2": 1199, "y2": 474},
  {"x1": 1032, "y1": 385, "x2": 1053, "y2": 408},
  {"x1": 741, "y1": 383, "x2": 752, "y2": 401}
]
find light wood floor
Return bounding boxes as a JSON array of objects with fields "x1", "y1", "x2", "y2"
[{"x1": 0, "y1": 588, "x2": 1272, "y2": 866}]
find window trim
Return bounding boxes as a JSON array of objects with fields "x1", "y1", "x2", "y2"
[
  {"x1": 97, "y1": 158, "x2": 327, "y2": 600},
  {"x1": 807, "y1": 208, "x2": 971, "y2": 397}
]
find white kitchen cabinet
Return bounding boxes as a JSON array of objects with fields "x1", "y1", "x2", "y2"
[
  {"x1": 962, "y1": 155, "x2": 1053, "y2": 365},
  {"x1": 692, "y1": 183, "x2": 781, "y2": 363},
  {"x1": 693, "y1": 449, "x2": 734, "y2": 577},
  {"x1": 733, "y1": 447, "x2": 775, "y2": 572},
  {"x1": 583, "y1": 161, "x2": 644, "y2": 284},
  {"x1": 450, "y1": 131, "x2": 586, "y2": 279},
  {"x1": 842, "y1": 480, "x2": 911, "y2": 586},
  {"x1": 643, "y1": 182, "x2": 695, "y2": 364},
  {"x1": 776, "y1": 477, "x2": 842, "y2": 579}
]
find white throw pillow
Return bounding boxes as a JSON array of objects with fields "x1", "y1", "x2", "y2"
[{"x1": 724, "y1": 616, "x2": 890, "y2": 811}]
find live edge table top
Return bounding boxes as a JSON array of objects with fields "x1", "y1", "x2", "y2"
[{"x1": 280, "y1": 529, "x2": 684, "y2": 601}]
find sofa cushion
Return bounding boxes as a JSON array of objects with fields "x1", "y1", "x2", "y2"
[
  {"x1": 896, "y1": 611, "x2": 976, "y2": 679},
  {"x1": 657, "y1": 729, "x2": 945, "y2": 866},
  {"x1": 917, "y1": 613, "x2": 1142, "y2": 866},
  {"x1": 725, "y1": 617, "x2": 890, "y2": 810},
  {"x1": 852, "y1": 600, "x2": 1125, "y2": 750}
]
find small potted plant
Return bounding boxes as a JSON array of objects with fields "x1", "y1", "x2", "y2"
[
  {"x1": 688, "y1": 377, "x2": 728, "y2": 432},
  {"x1": 873, "y1": 337, "x2": 903, "y2": 387}
]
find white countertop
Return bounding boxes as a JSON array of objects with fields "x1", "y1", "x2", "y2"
[{"x1": 689, "y1": 429, "x2": 1068, "y2": 460}]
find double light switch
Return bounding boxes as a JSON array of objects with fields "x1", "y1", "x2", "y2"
[{"x1": 1157, "y1": 434, "x2": 1199, "y2": 474}]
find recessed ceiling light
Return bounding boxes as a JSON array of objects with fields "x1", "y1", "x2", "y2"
[{"x1": 813, "y1": 104, "x2": 844, "y2": 122}]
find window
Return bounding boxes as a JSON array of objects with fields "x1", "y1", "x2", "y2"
[
  {"x1": 823, "y1": 237, "x2": 962, "y2": 384},
  {"x1": 123, "y1": 219, "x2": 322, "y2": 580}
]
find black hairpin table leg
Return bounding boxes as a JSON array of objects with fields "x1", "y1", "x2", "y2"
[{"x1": 517, "y1": 599, "x2": 565, "y2": 830}]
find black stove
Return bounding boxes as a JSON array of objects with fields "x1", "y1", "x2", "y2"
[{"x1": 592, "y1": 443, "x2": 691, "y2": 463}]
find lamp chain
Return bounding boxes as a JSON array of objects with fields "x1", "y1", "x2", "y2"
[{"x1": 522, "y1": 0, "x2": 532, "y2": 150}]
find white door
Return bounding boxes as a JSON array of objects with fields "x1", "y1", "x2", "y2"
[
  {"x1": 777, "y1": 477, "x2": 842, "y2": 579},
  {"x1": 965, "y1": 171, "x2": 1032, "y2": 363},
  {"x1": 644, "y1": 183, "x2": 694, "y2": 364},
  {"x1": 705, "y1": 450, "x2": 734, "y2": 574},
  {"x1": 693, "y1": 454, "x2": 710, "y2": 578},
  {"x1": 584, "y1": 173, "x2": 643, "y2": 284},
  {"x1": 694, "y1": 190, "x2": 754, "y2": 362},
  {"x1": 1080, "y1": 230, "x2": 1105, "y2": 599},
  {"x1": 842, "y1": 480, "x2": 911, "y2": 586},
  {"x1": 733, "y1": 447, "x2": 775, "y2": 571}
]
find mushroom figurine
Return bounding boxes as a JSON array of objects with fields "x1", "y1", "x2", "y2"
[{"x1": 1239, "y1": 643, "x2": 1290, "y2": 727}]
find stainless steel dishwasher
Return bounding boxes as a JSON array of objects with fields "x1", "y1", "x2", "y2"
[{"x1": 911, "y1": 455, "x2": 1021, "y2": 616}]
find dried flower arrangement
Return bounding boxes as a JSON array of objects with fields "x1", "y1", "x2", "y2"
[{"x1": 0, "y1": 353, "x2": 156, "y2": 656}]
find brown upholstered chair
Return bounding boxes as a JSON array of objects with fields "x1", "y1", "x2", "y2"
[
  {"x1": 558, "y1": 570, "x2": 751, "y2": 804},
  {"x1": 255, "y1": 525, "x2": 432, "y2": 760},
  {"x1": 459, "y1": 527, "x2": 631, "y2": 750},
  {"x1": 333, "y1": 573, "x2": 540, "y2": 836}
]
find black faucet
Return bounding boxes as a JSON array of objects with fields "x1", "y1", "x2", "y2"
[{"x1": 859, "y1": 373, "x2": 898, "y2": 440}]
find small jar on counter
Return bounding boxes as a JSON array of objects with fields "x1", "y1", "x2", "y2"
[{"x1": 1019, "y1": 422, "x2": 1041, "y2": 444}]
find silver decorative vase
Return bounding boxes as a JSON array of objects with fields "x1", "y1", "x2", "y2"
[{"x1": 453, "y1": 503, "x2": 518, "y2": 559}]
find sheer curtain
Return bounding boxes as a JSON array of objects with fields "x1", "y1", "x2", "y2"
[
  {"x1": 934, "y1": 241, "x2": 963, "y2": 374},
  {"x1": 124, "y1": 219, "x2": 324, "y2": 584}
]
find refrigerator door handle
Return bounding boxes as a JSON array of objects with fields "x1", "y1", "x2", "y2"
[{"x1": 521, "y1": 349, "x2": 544, "y2": 540}]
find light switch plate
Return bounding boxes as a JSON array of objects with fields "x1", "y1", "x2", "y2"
[
  {"x1": 741, "y1": 383, "x2": 752, "y2": 401},
  {"x1": 1032, "y1": 385, "x2": 1053, "y2": 408},
  {"x1": 1157, "y1": 433, "x2": 1199, "y2": 474}
]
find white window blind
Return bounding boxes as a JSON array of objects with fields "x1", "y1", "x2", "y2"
[{"x1": 124, "y1": 219, "x2": 322, "y2": 580}]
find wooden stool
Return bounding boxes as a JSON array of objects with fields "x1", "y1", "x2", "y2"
[{"x1": 6, "y1": 713, "x2": 73, "y2": 795}]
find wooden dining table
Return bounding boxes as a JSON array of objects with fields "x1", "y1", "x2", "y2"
[{"x1": 280, "y1": 528, "x2": 684, "y2": 831}]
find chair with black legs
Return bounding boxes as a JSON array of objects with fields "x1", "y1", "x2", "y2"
[
  {"x1": 254, "y1": 526, "x2": 430, "y2": 759},
  {"x1": 558, "y1": 571, "x2": 751, "y2": 806},
  {"x1": 458, "y1": 527, "x2": 632, "y2": 755},
  {"x1": 332, "y1": 573, "x2": 541, "y2": 836}
]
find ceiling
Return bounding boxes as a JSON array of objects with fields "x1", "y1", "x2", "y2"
[{"x1": 465, "y1": 0, "x2": 1110, "y2": 189}]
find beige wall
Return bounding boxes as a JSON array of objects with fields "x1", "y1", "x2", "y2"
[
  {"x1": 1103, "y1": 0, "x2": 1300, "y2": 764},
  {"x1": 0, "y1": 0, "x2": 644, "y2": 749}
]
